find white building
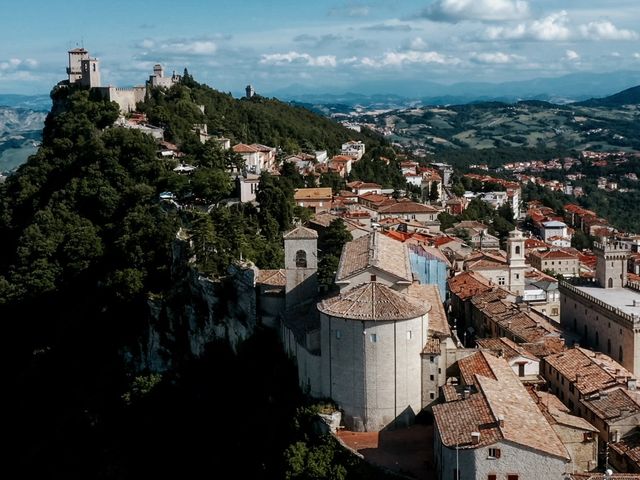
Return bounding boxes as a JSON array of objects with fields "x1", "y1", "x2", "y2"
[
  {"x1": 341, "y1": 140, "x2": 365, "y2": 160},
  {"x1": 541, "y1": 221, "x2": 570, "y2": 243}
]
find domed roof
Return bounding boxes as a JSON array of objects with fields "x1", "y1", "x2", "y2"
[{"x1": 317, "y1": 282, "x2": 430, "y2": 321}]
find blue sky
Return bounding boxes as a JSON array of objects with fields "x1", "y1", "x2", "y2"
[{"x1": 1, "y1": 0, "x2": 640, "y2": 95}]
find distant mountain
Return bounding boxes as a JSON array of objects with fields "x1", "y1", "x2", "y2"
[
  {"x1": 0, "y1": 106, "x2": 47, "y2": 172},
  {"x1": 0, "y1": 94, "x2": 51, "y2": 111},
  {"x1": 268, "y1": 71, "x2": 640, "y2": 107},
  {"x1": 574, "y1": 85, "x2": 640, "y2": 107}
]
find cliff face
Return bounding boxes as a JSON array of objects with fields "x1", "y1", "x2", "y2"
[{"x1": 125, "y1": 231, "x2": 259, "y2": 373}]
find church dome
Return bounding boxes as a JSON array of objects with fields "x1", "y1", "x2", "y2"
[{"x1": 318, "y1": 282, "x2": 430, "y2": 321}]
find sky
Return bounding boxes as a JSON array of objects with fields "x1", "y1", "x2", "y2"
[{"x1": 1, "y1": 0, "x2": 640, "y2": 96}]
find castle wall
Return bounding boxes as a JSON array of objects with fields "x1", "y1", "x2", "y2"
[{"x1": 99, "y1": 86, "x2": 146, "y2": 114}]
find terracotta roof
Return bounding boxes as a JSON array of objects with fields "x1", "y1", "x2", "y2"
[
  {"x1": 233, "y1": 143, "x2": 259, "y2": 153},
  {"x1": 423, "y1": 338, "x2": 441, "y2": 355},
  {"x1": 476, "y1": 337, "x2": 538, "y2": 362},
  {"x1": 570, "y1": 474, "x2": 640, "y2": 480},
  {"x1": 294, "y1": 187, "x2": 332, "y2": 201},
  {"x1": 317, "y1": 282, "x2": 429, "y2": 321},
  {"x1": 336, "y1": 231, "x2": 412, "y2": 284},
  {"x1": 415, "y1": 284, "x2": 450, "y2": 338},
  {"x1": 458, "y1": 351, "x2": 497, "y2": 387},
  {"x1": 256, "y1": 269, "x2": 286, "y2": 287},
  {"x1": 441, "y1": 384, "x2": 460, "y2": 402},
  {"x1": 530, "y1": 249, "x2": 578, "y2": 260},
  {"x1": 283, "y1": 226, "x2": 318, "y2": 240},
  {"x1": 580, "y1": 388, "x2": 640, "y2": 424},
  {"x1": 610, "y1": 430, "x2": 640, "y2": 470},
  {"x1": 434, "y1": 352, "x2": 569, "y2": 459},
  {"x1": 531, "y1": 390, "x2": 597, "y2": 432},
  {"x1": 377, "y1": 200, "x2": 440, "y2": 215},
  {"x1": 447, "y1": 271, "x2": 493, "y2": 301},
  {"x1": 521, "y1": 338, "x2": 566, "y2": 358},
  {"x1": 545, "y1": 347, "x2": 634, "y2": 396}
]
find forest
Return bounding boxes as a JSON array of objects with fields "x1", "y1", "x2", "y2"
[{"x1": 3, "y1": 78, "x2": 395, "y2": 479}]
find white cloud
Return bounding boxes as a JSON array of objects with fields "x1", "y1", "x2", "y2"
[
  {"x1": 359, "y1": 50, "x2": 460, "y2": 68},
  {"x1": 423, "y1": 0, "x2": 530, "y2": 23},
  {"x1": 634, "y1": 53, "x2": 640, "y2": 59},
  {"x1": 579, "y1": 21, "x2": 638, "y2": 40},
  {"x1": 404, "y1": 37, "x2": 429, "y2": 51},
  {"x1": 485, "y1": 11, "x2": 571, "y2": 41},
  {"x1": 139, "y1": 39, "x2": 155, "y2": 49},
  {"x1": 564, "y1": 49, "x2": 580, "y2": 61},
  {"x1": 470, "y1": 51, "x2": 524, "y2": 64},
  {"x1": 0, "y1": 58, "x2": 39, "y2": 71},
  {"x1": 260, "y1": 51, "x2": 337, "y2": 67},
  {"x1": 164, "y1": 40, "x2": 217, "y2": 55}
]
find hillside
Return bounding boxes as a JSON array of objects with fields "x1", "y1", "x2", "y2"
[
  {"x1": 0, "y1": 106, "x2": 46, "y2": 172},
  {"x1": 575, "y1": 84, "x2": 640, "y2": 108},
  {"x1": 2, "y1": 80, "x2": 392, "y2": 479},
  {"x1": 353, "y1": 96, "x2": 640, "y2": 153}
]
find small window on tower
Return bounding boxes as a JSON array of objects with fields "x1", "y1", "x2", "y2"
[
  {"x1": 515, "y1": 246, "x2": 521, "y2": 255},
  {"x1": 370, "y1": 333, "x2": 378, "y2": 343},
  {"x1": 295, "y1": 250, "x2": 307, "y2": 268}
]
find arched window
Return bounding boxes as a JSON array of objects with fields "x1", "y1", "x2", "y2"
[
  {"x1": 515, "y1": 246, "x2": 521, "y2": 255},
  {"x1": 608, "y1": 278, "x2": 613, "y2": 288},
  {"x1": 295, "y1": 250, "x2": 307, "y2": 268}
]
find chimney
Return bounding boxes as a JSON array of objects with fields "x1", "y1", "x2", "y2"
[
  {"x1": 628, "y1": 379, "x2": 637, "y2": 391},
  {"x1": 471, "y1": 432, "x2": 481, "y2": 444},
  {"x1": 463, "y1": 388, "x2": 471, "y2": 399}
]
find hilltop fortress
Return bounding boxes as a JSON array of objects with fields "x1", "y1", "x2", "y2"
[{"x1": 60, "y1": 48, "x2": 181, "y2": 112}]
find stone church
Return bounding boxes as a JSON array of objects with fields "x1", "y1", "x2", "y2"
[{"x1": 280, "y1": 226, "x2": 453, "y2": 431}]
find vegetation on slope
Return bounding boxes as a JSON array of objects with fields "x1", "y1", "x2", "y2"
[{"x1": 2, "y1": 77, "x2": 400, "y2": 478}]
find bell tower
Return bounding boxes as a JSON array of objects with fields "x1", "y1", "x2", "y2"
[
  {"x1": 507, "y1": 229, "x2": 526, "y2": 296},
  {"x1": 283, "y1": 226, "x2": 318, "y2": 309}
]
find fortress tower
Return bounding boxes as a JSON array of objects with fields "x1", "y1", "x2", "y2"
[
  {"x1": 594, "y1": 238, "x2": 631, "y2": 288},
  {"x1": 67, "y1": 48, "x2": 101, "y2": 87}
]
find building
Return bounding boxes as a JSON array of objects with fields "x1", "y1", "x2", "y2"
[
  {"x1": 237, "y1": 173, "x2": 260, "y2": 203},
  {"x1": 530, "y1": 390, "x2": 599, "y2": 473},
  {"x1": 559, "y1": 239, "x2": 640, "y2": 374},
  {"x1": 542, "y1": 346, "x2": 637, "y2": 416},
  {"x1": 293, "y1": 187, "x2": 333, "y2": 213},
  {"x1": 433, "y1": 352, "x2": 571, "y2": 480},
  {"x1": 341, "y1": 140, "x2": 365, "y2": 160},
  {"x1": 66, "y1": 48, "x2": 101, "y2": 87},
  {"x1": 232, "y1": 143, "x2": 276, "y2": 174},
  {"x1": 476, "y1": 337, "x2": 540, "y2": 381},
  {"x1": 541, "y1": 220, "x2": 571, "y2": 243},
  {"x1": 246, "y1": 84, "x2": 255, "y2": 98},
  {"x1": 148, "y1": 64, "x2": 181, "y2": 88},
  {"x1": 529, "y1": 249, "x2": 580, "y2": 278},
  {"x1": 281, "y1": 229, "x2": 451, "y2": 432}
]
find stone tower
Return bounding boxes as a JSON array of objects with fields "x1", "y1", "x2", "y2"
[
  {"x1": 246, "y1": 84, "x2": 255, "y2": 99},
  {"x1": 79, "y1": 57, "x2": 101, "y2": 87},
  {"x1": 67, "y1": 48, "x2": 89, "y2": 84},
  {"x1": 594, "y1": 238, "x2": 630, "y2": 288},
  {"x1": 507, "y1": 229, "x2": 526, "y2": 296},
  {"x1": 283, "y1": 226, "x2": 318, "y2": 309}
]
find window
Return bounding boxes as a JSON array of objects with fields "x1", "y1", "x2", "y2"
[
  {"x1": 552, "y1": 308, "x2": 559, "y2": 316},
  {"x1": 584, "y1": 432, "x2": 594, "y2": 442},
  {"x1": 518, "y1": 364, "x2": 525, "y2": 377},
  {"x1": 295, "y1": 250, "x2": 307, "y2": 268},
  {"x1": 488, "y1": 475, "x2": 497, "y2": 480},
  {"x1": 430, "y1": 392, "x2": 435, "y2": 400},
  {"x1": 515, "y1": 246, "x2": 521, "y2": 255},
  {"x1": 595, "y1": 331, "x2": 599, "y2": 348},
  {"x1": 407, "y1": 330, "x2": 412, "y2": 340},
  {"x1": 515, "y1": 273, "x2": 520, "y2": 280},
  {"x1": 430, "y1": 356, "x2": 435, "y2": 363},
  {"x1": 370, "y1": 334, "x2": 378, "y2": 343},
  {"x1": 608, "y1": 339, "x2": 612, "y2": 354},
  {"x1": 488, "y1": 448, "x2": 501, "y2": 459},
  {"x1": 430, "y1": 375, "x2": 434, "y2": 381},
  {"x1": 335, "y1": 330, "x2": 341, "y2": 339},
  {"x1": 608, "y1": 277, "x2": 613, "y2": 288},
  {"x1": 507, "y1": 475, "x2": 519, "y2": 480},
  {"x1": 619, "y1": 346, "x2": 623, "y2": 362},
  {"x1": 498, "y1": 277, "x2": 505, "y2": 286}
]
